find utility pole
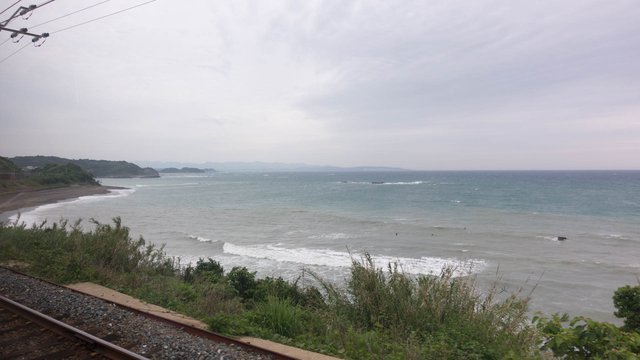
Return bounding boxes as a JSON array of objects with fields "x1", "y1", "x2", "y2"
[
  {"x1": 1, "y1": 0, "x2": 53, "y2": 26},
  {"x1": 0, "y1": 1, "x2": 53, "y2": 46},
  {"x1": 0, "y1": 25, "x2": 48, "y2": 43}
]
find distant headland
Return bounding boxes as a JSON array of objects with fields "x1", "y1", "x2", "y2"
[
  {"x1": 10, "y1": 156, "x2": 159, "y2": 178},
  {"x1": 139, "y1": 160, "x2": 409, "y2": 173}
]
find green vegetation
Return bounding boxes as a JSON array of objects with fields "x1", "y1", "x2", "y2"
[
  {"x1": 1, "y1": 218, "x2": 639, "y2": 359},
  {"x1": 1, "y1": 157, "x2": 98, "y2": 192},
  {"x1": 614, "y1": 285, "x2": 640, "y2": 332},
  {"x1": 535, "y1": 314, "x2": 640, "y2": 359},
  {"x1": 10, "y1": 155, "x2": 159, "y2": 178},
  {"x1": 30, "y1": 163, "x2": 99, "y2": 186},
  {"x1": 0, "y1": 156, "x2": 21, "y2": 173}
]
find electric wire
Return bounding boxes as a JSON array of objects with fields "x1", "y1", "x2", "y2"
[
  {"x1": 34, "y1": 0, "x2": 55, "y2": 10},
  {"x1": 31, "y1": 0, "x2": 112, "y2": 29},
  {"x1": 0, "y1": 0, "x2": 156, "y2": 64},
  {"x1": 0, "y1": 0, "x2": 21, "y2": 16},
  {"x1": 0, "y1": 37, "x2": 10, "y2": 47},
  {"x1": 52, "y1": 0, "x2": 157, "y2": 34},
  {"x1": 0, "y1": 40, "x2": 28, "y2": 64}
]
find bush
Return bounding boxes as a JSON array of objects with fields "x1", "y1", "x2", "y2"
[
  {"x1": 317, "y1": 253, "x2": 539, "y2": 358},
  {"x1": 206, "y1": 313, "x2": 252, "y2": 335},
  {"x1": 535, "y1": 314, "x2": 640, "y2": 359},
  {"x1": 614, "y1": 285, "x2": 640, "y2": 331},
  {"x1": 227, "y1": 266, "x2": 257, "y2": 300},
  {"x1": 251, "y1": 296, "x2": 304, "y2": 338},
  {"x1": 185, "y1": 257, "x2": 224, "y2": 283}
]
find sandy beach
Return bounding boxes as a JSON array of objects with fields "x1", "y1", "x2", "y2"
[{"x1": 0, "y1": 185, "x2": 122, "y2": 216}]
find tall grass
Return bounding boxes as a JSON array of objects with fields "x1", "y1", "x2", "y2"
[
  {"x1": 0, "y1": 216, "x2": 176, "y2": 284},
  {"x1": 0, "y1": 219, "x2": 542, "y2": 359},
  {"x1": 315, "y1": 254, "x2": 539, "y2": 359}
]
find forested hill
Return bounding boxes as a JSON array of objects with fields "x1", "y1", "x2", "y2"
[{"x1": 11, "y1": 156, "x2": 159, "y2": 178}]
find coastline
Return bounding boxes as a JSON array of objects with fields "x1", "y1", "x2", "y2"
[{"x1": 0, "y1": 185, "x2": 125, "y2": 218}]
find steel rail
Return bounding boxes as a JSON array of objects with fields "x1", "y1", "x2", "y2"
[
  {"x1": 0, "y1": 266, "x2": 299, "y2": 360},
  {"x1": 0, "y1": 294, "x2": 149, "y2": 360}
]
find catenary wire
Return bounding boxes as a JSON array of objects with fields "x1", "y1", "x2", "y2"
[
  {"x1": 0, "y1": 0, "x2": 21, "y2": 16},
  {"x1": 0, "y1": 40, "x2": 28, "y2": 64},
  {"x1": 31, "y1": 0, "x2": 112, "y2": 29},
  {"x1": 52, "y1": 0, "x2": 156, "y2": 34}
]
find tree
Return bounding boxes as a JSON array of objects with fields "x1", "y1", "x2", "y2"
[{"x1": 614, "y1": 285, "x2": 640, "y2": 331}]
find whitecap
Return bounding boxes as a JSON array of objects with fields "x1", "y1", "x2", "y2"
[
  {"x1": 222, "y1": 243, "x2": 486, "y2": 276},
  {"x1": 308, "y1": 233, "x2": 357, "y2": 240},
  {"x1": 188, "y1": 234, "x2": 215, "y2": 243}
]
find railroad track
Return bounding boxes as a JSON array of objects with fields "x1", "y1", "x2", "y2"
[
  {"x1": 0, "y1": 294, "x2": 146, "y2": 359},
  {"x1": 0, "y1": 266, "x2": 298, "y2": 359}
]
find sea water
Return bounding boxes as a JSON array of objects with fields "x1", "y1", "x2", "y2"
[{"x1": 3, "y1": 171, "x2": 639, "y2": 323}]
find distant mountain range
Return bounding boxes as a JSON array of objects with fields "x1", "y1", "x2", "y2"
[
  {"x1": 158, "y1": 167, "x2": 216, "y2": 174},
  {"x1": 138, "y1": 161, "x2": 409, "y2": 173}
]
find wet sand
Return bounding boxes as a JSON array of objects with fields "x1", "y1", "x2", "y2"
[{"x1": 0, "y1": 185, "x2": 123, "y2": 216}]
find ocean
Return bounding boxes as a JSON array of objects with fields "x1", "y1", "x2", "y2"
[{"x1": 4, "y1": 171, "x2": 639, "y2": 323}]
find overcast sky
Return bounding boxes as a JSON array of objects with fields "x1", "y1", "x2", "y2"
[{"x1": 1, "y1": 0, "x2": 639, "y2": 170}]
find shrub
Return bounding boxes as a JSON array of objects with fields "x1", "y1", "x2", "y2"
[
  {"x1": 227, "y1": 266, "x2": 257, "y2": 300},
  {"x1": 251, "y1": 296, "x2": 304, "y2": 338},
  {"x1": 316, "y1": 253, "x2": 539, "y2": 358},
  {"x1": 614, "y1": 285, "x2": 640, "y2": 331},
  {"x1": 186, "y1": 257, "x2": 224, "y2": 283},
  {"x1": 206, "y1": 312, "x2": 252, "y2": 335},
  {"x1": 535, "y1": 314, "x2": 640, "y2": 359}
]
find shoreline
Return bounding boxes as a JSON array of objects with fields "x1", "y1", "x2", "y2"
[{"x1": 0, "y1": 185, "x2": 126, "y2": 219}]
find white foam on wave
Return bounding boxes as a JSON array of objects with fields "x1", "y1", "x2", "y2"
[
  {"x1": 135, "y1": 182, "x2": 199, "y2": 188},
  {"x1": 8, "y1": 188, "x2": 135, "y2": 226},
  {"x1": 222, "y1": 243, "x2": 486, "y2": 276},
  {"x1": 339, "y1": 181, "x2": 428, "y2": 186},
  {"x1": 537, "y1": 235, "x2": 565, "y2": 242},
  {"x1": 308, "y1": 232, "x2": 357, "y2": 240},
  {"x1": 188, "y1": 234, "x2": 215, "y2": 243},
  {"x1": 599, "y1": 233, "x2": 631, "y2": 240}
]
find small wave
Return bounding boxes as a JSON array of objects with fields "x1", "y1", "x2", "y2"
[
  {"x1": 188, "y1": 234, "x2": 215, "y2": 243},
  {"x1": 222, "y1": 243, "x2": 486, "y2": 276},
  {"x1": 537, "y1": 236, "x2": 567, "y2": 242},
  {"x1": 308, "y1": 232, "x2": 357, "y2": 240},
  {"x1": 338, "y1": 181, "x2": 428, "y2": 186},
  {"x1": 135, "y1": 182, "x2": 198, "y2": 188},
  {"x1": 8, "y1": 188, "x2": 135, "y2": 226},
  {"x1": 599, "y1": 234, "x2": 632, "y2": 241}
]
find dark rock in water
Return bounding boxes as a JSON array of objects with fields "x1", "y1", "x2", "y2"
[
  {"x1": 371, "y1": 181, "x2": 385, "y2": 184},
  {"x1": 557, "y1": 236, "x2": 567, "y2": 241}
]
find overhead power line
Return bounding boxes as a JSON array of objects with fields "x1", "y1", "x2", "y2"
[
  {"x1": 52, "y1": 0, "x2": 157, "y2": 34},
  {"x1": 31, "y1": 0, "x2": 112, "y2": 29},
  {"x1": 0, "y1": 0, "x2": 157, "y2": 64},
  {"x1": 0, "y1": 40, "x2": 29, "y2": 64},
  {"x1": 1, "y1": 0, "x2": 55, "y2": 27},
  {"x1": 0, "y1": 1, "x2": 22, "y2": 16}
]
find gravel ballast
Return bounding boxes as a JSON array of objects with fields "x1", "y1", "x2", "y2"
[{"x1": 0, "y1": 267, "x2": 275, "y2": 360}]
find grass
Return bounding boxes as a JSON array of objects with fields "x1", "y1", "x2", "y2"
[{"x1": 0, "y1": 218, "x2": 586, "y2": 359}]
